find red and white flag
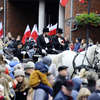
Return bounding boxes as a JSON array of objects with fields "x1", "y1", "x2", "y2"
[
  {"x1": 21, "y1": 25, "x2": 31, "y2": 45},
  {"x1": 0, "y1": 22, "x2": 3, "y2": 38},
  {"x1": 30, "y1": 24, "x2": 38, "y2": 42},
  {"x1": 79, "y1": 0, "x2": 85, "y2": 3},
  {"x1": 48, "y1": 24, "x2": 57, "y2": 36},
  {"x1": 60, "y1": 0, "x2": 69, "y2": 7}
]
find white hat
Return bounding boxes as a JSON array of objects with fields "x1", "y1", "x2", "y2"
[
  {"x1": 13, "y1": 57, "x2": 20, "y2": 63},
  {"x1": 14, "y1": 69, "x2": 25, "y2": 77},
  {"x1": 14, "y1": 63, "x2": 24, "y2": 71},
  {"x1": 24, "y1": 61, "x2": 35, "y2": 70}
]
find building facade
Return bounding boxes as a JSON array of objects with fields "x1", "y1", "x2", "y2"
[
  {"x1": 0, "y1": 0, "x2": 100, "y2": 42},
  {"x1": 0, "y1": 0, "x2": 66, "y2": 37},
  {"x1": 65, "y1": 0, "x2": 100, "y2": 42}
]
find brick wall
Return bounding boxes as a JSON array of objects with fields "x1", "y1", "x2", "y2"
[
  {"x1": 65, "y1": 0, "x2": 100, "y2": 43},
  {"x1": 7, "y1": 0, "x2": 38, "y2": 38},
  {"x1": 0, "y1": 0, "x2": 4, "y2": 25}
]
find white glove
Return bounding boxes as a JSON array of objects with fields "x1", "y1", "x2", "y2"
[
  {"x1": 52, "y1": 48, "x2": 56, "y2": 51},
  {"x1": 21, "y1": 51, "x2": 26, "y2": 55},
  {"x1": 42, "y1": 49, "x2": 47, "y2": 54},
  {"x1": 45, "y1": 47, "x2": 48, "y2": 50}
]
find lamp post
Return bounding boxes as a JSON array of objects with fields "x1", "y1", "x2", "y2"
[
  {"x1": 69, "y1": 0, "x2": 74, "y2": 42},
  {"x1": 86, "y1": 0, "x2": 91, "y2": 48},
  {"x1": 4, "y1": 0, "x2": 6, "y2": 43}
]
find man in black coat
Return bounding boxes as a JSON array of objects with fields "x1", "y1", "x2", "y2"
[
  {"x1": 52, "y1": 28, "x2": 68, "y2": 53},
  {"x1": 37, "y1": 27, "x2": 54, "y2": 55},
  {"x1": 88, "y1": 79, "x2": 100, "y2": 100},
  {"x1": 53, "y1": 65, "x2": 69, "y2": 98}
]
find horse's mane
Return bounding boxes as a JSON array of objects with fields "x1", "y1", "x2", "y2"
[
  {"x1": 48, "y1": 51, "x2": 65, "y2": 67},
  {"x1": 87, "y1": 45, "x2": 97, "y2": 63}
]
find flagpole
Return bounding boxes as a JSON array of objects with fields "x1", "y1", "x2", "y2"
[
  {"x1": 69, "y1": 0, "x2": 73, "y2": 42},
  {"x1": 4, "y1": 0, "x2": 6, "y2": 43}
]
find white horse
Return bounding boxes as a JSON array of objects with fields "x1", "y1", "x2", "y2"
[{"x1": 47, "y1": 45, "x2": 100, "y2": 76}]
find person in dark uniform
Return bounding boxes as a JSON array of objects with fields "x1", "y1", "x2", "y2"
[
  {"x1": 37, "y1": 27, "x2": 55, "y2": 56},
  {"x1": 52, "y1": 28, "x2": 68, "y2": 53}
]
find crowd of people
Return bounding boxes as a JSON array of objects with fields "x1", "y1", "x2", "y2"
[
  {"x1": 0, "y1": 53, "x2": 99, "y2": 100},
  {"x1": 0, "y1": 27, "x2": 98, "y2": 100}
]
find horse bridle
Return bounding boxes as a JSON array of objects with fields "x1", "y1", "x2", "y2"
[
  {"x1": 72, "y1": 48, "x2": 100, "y2": 77},
  {"x1": 84, "y1": 48, "x2": 100, "y2": 71}
]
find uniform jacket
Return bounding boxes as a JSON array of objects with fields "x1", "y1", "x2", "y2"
[
  {"x1": 37, "y1": 34, "x2": 53, "y2": 53},
  {"x1": 52, "y1": 35, "x2": 66, "y2": 51}
]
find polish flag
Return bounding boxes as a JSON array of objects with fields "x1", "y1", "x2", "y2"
[
  {"x1": 0, "y1": 22, "x2": 3, "y2": 38},
  {"x1": 60, "y1": 0, "x2": 69, "y2": 7},
  {"x1": 30, "y1": 24, "x2": 38, "y2": 42},
  {"x1": 79, "y1": 0, "x2": 85, "y2": 3},
  {"x1": 21, "y1": 25, "x2": 31, "y2": 45},
  {"x1": 48, "y1": 24, "x2": 57, "y2": 36}
]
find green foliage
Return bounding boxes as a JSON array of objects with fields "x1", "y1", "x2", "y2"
[{"x1": 75, "y1": 13, "x2": 100, "y2": 27}]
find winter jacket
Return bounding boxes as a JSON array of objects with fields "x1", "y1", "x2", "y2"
[
  {"x1": 15, "y1": 88, "x2": 29, "y2": 100},
  {"x1": 33, "y1": 88, "x2": 48, "y2": 100},
  {"x1": 72, "y1": 77, "x2": 82, "y2": 92},
  {"x1": 88, "y1": 90, "x2": 100, "y2": 100},
  {"x1": 54, "y1": 91, "x2": 73, "y2": 100},
  {"x1": 53, "y1": 75, "x2": 66, "y2": 98},
  {"x1": 14, "y1": 78, "x2": 30, "y2": 100},
  {"x1": 35, "y1": 83, "x2": 53, "y2": 96},
  {"x1": 35, "y1": 61, "x2": 49, "y2": 73},
  {"x1": 29, "y1": 70, "x2": 52, "y2": 88},
  {"x1": 71, "y1": 90, "x2": 78, "y2": 100},
  {"x1": 74, "y1": 42, "x2": 80, "y2": 52}
]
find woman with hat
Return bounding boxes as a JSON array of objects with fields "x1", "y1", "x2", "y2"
[{"x1": 14, "y1": 69, "x2": 31, "y2": 100}]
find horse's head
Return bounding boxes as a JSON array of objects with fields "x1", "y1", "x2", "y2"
[{"x1": 94, "y1": 45, "x2": 100, "y2": 69}]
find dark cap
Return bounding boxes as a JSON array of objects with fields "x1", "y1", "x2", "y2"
[
  {"x1": 63, "y1": 80, "x2": 74, "y2": 91},
  {"x1": 57, "y1": 28, "x2": 63, "y2": 34},
  {"x1": 43, "y1": 27, "x2": 49, "y2": 33},
  {"x1": 58, "y1": 65, "x2": 68, "y2": 72}
]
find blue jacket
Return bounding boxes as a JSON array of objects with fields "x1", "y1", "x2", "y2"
[
  {"x1": 54, "y1": 91, "x2": 73, "y2": 100},
  {"x1": 35, "y1": 61, "x2": 49, "y2": 73},
  {"x1": 71, "y1": 90, "x2": 78, "y2": 100},
  {"x1": 88, "y1": 90, "x2": 100, "y2": 100},
  {"x1": 74, "y1": 42, "x2": 80, "y2": 52}
]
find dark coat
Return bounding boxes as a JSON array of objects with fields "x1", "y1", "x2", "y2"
[
  {"x1": 37, "y1": 34, "x2": 53, "y2": 54},
  {"x1": 54, "y1": 91, "x2": 73, "y2": 100},
  {"x1": 13, "y1": 48, "x2": 23, "y2": 61},
  {"x1": 88, "y1": 90, "x2": 100, "y2": 100},
  {"x1": 53, "y1": 75, "x2": 66, "y2": 98},
  {"x1": 15, "y1": 88, "x2": 29, "y2": 100},
  {"x1": 52, "y1": 35, "x2": 67, "y2": 51}
]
